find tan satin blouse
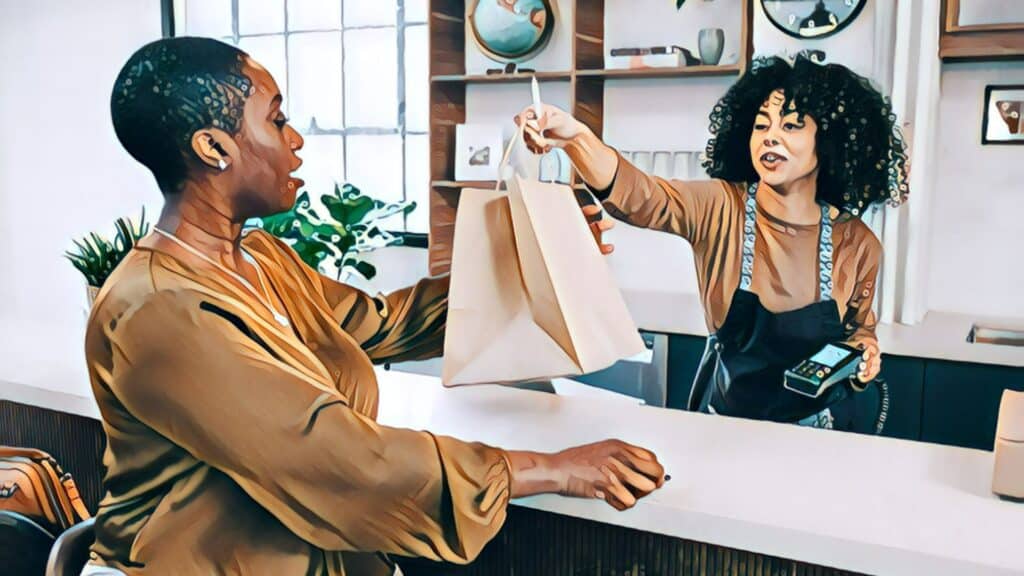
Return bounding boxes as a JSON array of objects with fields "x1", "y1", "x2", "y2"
[{"x1": 83, "y1": 229, "x2": 509, "y2": 575}]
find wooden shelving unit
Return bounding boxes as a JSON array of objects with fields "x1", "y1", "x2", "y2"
[
  {"x1": 428, "y1": 0, "x2": 753, "y2": 275},
  {"x1": 432, "y1": 71, "x2": 573, "y2": 83},
  {"x1": 575, "y1": 64, "x2": 743, "y2": 79},
  {"x1": 431, "y1": 180, "x2": 497, "y2": 189}
]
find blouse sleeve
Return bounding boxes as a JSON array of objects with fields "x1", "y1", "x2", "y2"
[
  {"x1": 107, "y1": 290, "x2": 507, "y2": 563},
  {"x1": 319, "y1": 274, "x2": 450, "y2": 365},
  {"x1": 590, "y1": 151, "x2": 734, "y2": 248},
  {"x1": 254, "y1": 229, "x2": 450, "y2": 365},
  {"x1": 842, "y1": 230, "x2": 882, "y2": 389}
]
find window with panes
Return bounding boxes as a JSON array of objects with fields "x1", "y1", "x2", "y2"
[{"x1": 172, "y1": 0, "x2": 430, "y2": 233}]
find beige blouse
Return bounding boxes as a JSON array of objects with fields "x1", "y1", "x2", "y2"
[
  {"x1": 84, "y1": 230, "x2": 509, "y2": 575},
  {"x1": 595, "y1": 153, "x2": 881, "y2": 351}
]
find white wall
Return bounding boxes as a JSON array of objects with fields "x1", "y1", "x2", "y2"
[
  {"x1": 0, "y1": 0, "x2": 163, "y2": 397},
  {"x1": 753, "y1": 0, "x2": 878, "y2": 78},
  {"x1": 926, "y1": 61, "x2": 1024, "y2": 320},
  {"x1": 604, "y1": 0, "x2": 743, "y2": 67}
]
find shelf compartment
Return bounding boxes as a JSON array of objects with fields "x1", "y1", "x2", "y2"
[
  {"x1": 431, "y1": 180, "x2": 497, "y2": 189},
  {"x1": 431, "y1": 71, "x2": 573, "y2": 84},
  {"x1": 576, "y1": 65, "x2": 743, "y2": 80}
]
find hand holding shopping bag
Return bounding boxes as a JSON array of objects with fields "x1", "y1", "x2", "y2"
[{"x1": 442, "y1": 119, "x2": 645, "y2": 387}]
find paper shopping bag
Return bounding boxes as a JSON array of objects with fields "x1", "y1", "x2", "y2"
[{"x1": 442, "y1": 130, "x2": 645, "y2": 386}]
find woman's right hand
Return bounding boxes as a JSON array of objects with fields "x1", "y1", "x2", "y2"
[
  {"x1": 514, "y1": 104, "x2": 619, "y2": 191},
  {"x1": 507, "y1": 440, "x2": 666, "y2": 511},
  {"x1": 514, "y1": 103, "x2": 586, "y2": 154}
]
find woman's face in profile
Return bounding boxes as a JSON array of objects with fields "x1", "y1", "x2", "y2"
[
  {"x1": 748, "y1": 89, "x2": 819, "y2": 191},
  {"x1": 227, "y1": 57, "x2": 305, "y2": 217}
]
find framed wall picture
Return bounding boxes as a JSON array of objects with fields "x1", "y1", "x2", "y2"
[
  {"x1": 455, "y1": 124, "x2": 505, "y2": 181},
  {"x1": 982, "y1": 85, "x2": 1024, "y2": 145},
  {"x1": 761, "y1": 0, "x2": 867, "y2": 39},
  {"x1": 940, "y1": 0, "x2": 1024, "y2": 61}
]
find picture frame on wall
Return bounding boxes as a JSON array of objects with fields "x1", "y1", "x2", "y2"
[
  {"x1": 455, "y1": 124, "x2": 505, "y2": 181},
  {"x1": 982, "y1": 85, "x2": 1024, "y2": 145},
  {"x1": 940, "y1": 0, "x2": 1024, "y2": 61}
]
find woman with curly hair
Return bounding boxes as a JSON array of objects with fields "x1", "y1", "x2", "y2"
[{"x1": 516, "y1": 55, "x2": 909, "y2": 428}]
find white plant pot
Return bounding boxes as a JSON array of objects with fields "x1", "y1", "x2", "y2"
[{"x1": 87, "y1": 285, "x2": 100, "y2": 308}]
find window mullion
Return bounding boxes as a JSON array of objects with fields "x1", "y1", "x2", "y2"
[{"x1": 397, "y1": 0, "x2": 408, "y2": 231}]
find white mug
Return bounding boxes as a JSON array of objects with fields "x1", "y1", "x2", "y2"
[
  {"x1": 539, "y1": 149, "x2": 564, "y2": 182},
  {"x1": 652, "y1": 151, "x2": 672, "y2": 179},
  {"x1": 672, "y1": 152, "x2": 691, "y2": 180},
  {"x1": 632, "y1": 151, "x2": 653, "y2": 174},
  {"x1": 693, "y1": 151, "x2": 710, "y2": 179}
]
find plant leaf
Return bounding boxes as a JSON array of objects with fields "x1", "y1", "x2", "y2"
[
  {"x1": 290, "y1": 239, "x2": 332, "y2": 269},
  {"x1": 343, "y1": 258, "x2": 377, "y2": 280},
  {"x1": 323, "y1": 192, "x2": 375, "y2": 226},
  {"x1": 257, "y1": 211, "x2": 300, "y2": 237},
  {"x1": 252, "y1": 180, "x2": 418, "y2": 274}
]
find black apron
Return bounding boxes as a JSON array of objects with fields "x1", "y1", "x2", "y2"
[{"x1": 687, "y1": 182, "x2": 854, "y2": 425}]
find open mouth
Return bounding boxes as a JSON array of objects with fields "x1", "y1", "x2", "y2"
[
  {"x1": 288, "y1": 156, "x2": 304, "y2": 191},
  {"x1": 760, "y1": 152, "x2": 787, "y2": 169}
]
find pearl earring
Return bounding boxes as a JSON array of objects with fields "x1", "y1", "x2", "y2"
[{"x1": 218, "y1": 158, "x2": 227, "y2": 171}]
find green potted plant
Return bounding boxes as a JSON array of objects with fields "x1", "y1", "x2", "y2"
[
  {"x1": 65, "y1": 209, "x2": 150, "y2": 306},
  {"x1": 66, "y1": 184, "x2": 412, "y2": 306},
  {"x1": 248, "y1": 182, "x2": 416, "y2": 288}
]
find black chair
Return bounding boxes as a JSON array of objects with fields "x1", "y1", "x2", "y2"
[
  {"x1": 0, "y1": 509, "x2": 56, "y2": 576},
  {"x1": 46, "y1": 517, "x2": 96, "y2": 576}
]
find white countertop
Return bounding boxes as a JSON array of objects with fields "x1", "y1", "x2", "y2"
[
  {"x1": 622, "y1": 290, "x2": 1024, "y2": 368},
  {"x1": 376, "y1": 369, "x2": 1023, "y2": 576},
  {"x1": 4, "y1": 367, "x2": 1022, "y2": 575}
]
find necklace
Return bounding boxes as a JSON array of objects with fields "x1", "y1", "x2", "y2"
[{"x1": 152, "y1": 228, "x2": 291, "y2": 327}]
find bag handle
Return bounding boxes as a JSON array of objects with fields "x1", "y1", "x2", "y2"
[
  {"x1": 495, "y1": 122, "x2": 524, "y2": 193},
  {"x1": 495, "y1": 121, "x2": 547, "y2": 193}
]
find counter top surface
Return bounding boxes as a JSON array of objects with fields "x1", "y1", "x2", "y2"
[{"x1": 375, "y1": 369, "x2": 1022, "y2": 576}]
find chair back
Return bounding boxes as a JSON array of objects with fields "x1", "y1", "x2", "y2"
[
  {"x1": 46, "y1": 518, "x2": 96, "y2": 576},
  {"x1": 0, "y1": 508, "x2": 55, "y2": 575}
]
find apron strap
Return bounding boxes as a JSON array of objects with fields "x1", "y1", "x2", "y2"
[
  {"x1": 818, "y1": 201, "x2": 834, "y2": 301},
  {"x1": 741, "y1": 182, "x2": 834, "y2": 301}
]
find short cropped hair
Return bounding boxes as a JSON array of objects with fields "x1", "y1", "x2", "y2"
[{"x1": 111, "y1": 37, "x2": 252, "y2": 194}]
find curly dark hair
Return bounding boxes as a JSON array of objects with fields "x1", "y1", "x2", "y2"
[{"x1": 703, "y1": 55, "x2": 909, "y2": 215}]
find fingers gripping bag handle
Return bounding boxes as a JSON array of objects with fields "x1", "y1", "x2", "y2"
[{"x1": 495, "y1": 121, "x2": 541, "y2": 193}]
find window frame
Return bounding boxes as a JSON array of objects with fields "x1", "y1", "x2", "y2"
[{"x1": 160, "y1": 0, "x2": 429, "y2": 246}]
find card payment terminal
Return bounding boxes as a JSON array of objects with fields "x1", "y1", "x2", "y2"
[{"x1": 783, "y1": 342, "x2": 862, "y2": 398}]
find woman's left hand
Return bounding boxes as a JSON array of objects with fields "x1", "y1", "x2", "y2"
[
  {"x1": 857, "y1": 342, "x2": 881, "y2": 383},
  {"x1": 582, "y1": 204, "x2": 615, "y2": 255}
]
